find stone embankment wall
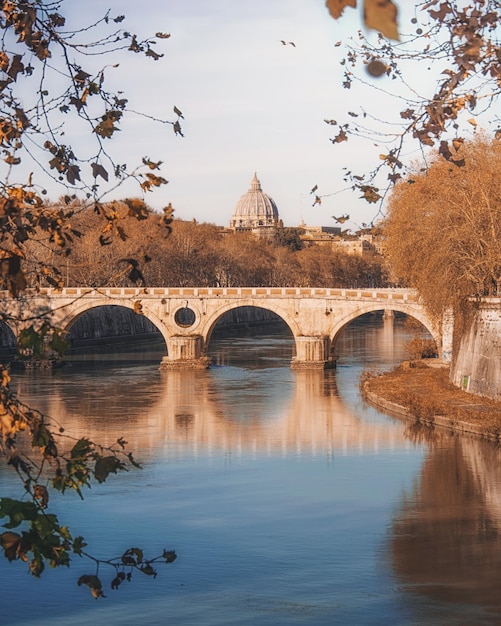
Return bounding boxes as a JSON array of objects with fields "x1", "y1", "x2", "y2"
[{"x1": 450, "y1": 300, "x2": 501, "y2": 401}]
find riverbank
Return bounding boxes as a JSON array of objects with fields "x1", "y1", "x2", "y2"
[{"x1": 361, "y1": 360, "x2": 501, "y2": 442}]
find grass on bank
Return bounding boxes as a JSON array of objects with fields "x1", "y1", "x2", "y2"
[{"x1": 361, "y1": 361, "x2": 501, "y2": 439}]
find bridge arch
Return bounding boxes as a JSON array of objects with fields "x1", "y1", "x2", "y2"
[
  {"x1": 329, "y1": 303, "x2": 440, "y2": 357},
  {"x1": 201, "y1": 300, "x2": 301, "y2": 348},
  {"x1": 56, "y1": 301, "x2": 169, "y2": 353}
]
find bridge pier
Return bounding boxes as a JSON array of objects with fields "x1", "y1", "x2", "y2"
[
  {"x1": 291, "y1": 336, "x2": 336, "y2": 370},
  {"x1": 159, "y1": 335, "x2": 211, "y2": 370}
]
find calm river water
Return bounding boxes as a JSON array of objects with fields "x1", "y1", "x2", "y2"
[{"x1": 2, "y1": 314, "x2": 501, "y2": 625}]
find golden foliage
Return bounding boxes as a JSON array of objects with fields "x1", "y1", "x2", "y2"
[{"x1": 384, "y1": 136, "x2": 501, "y2": 319}]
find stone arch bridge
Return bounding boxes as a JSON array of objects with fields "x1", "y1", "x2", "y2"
[{"x1": 2, "y1": 287, "x2": 450, "y2": 369}]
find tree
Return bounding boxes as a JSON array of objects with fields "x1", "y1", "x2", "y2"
[
  {"x1": 320, "y1": 1, "x2": 501, "y2": 220},
  {"x1": 0, "y1": 1, "x2": 177, "y2": 295},
  {"x1": 0, "y1": 1, "x2": 177, "y2": 596},
  {"x1": 383, "y1": 135, "x2": 501, "y2": 320}
]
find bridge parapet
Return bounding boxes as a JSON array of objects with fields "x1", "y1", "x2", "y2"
[{"x1": 34, "y1": 286, "x2": 419, "y2": 302}]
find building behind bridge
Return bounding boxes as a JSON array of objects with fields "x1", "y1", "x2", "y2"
[{"x1": 226, "y1": 173, "x2": 380, "y2": 256}]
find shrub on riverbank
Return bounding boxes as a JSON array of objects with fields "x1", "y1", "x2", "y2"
[{"x1": 404, "y1": 338, "x2": 438, "y2": 360}]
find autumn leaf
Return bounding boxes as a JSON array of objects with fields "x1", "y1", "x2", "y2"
[
  {"x1": 140, "y1": 173, "x2": 168, "y2": 191},
  {"x1": 7, "y1": 55, "x2": 24, "y2": 81},
  {"x1": 66, "y1": 164, "x2": 81, "y2": 185},
  {"x1": 325, "y1": 0, "x2": 356, "y2": 20},
  {"x1": 33, "y1": 485, "x2": 49, "y2": 509},
  {"x1": 73, "y1": 70, "x2": 91, "y2": 87},
  {"x1": 146, "y1": 47, "x2": 164, "y2": 60},
  {"x1": 0, "y1": 531, "x2": 22, "y2": 561},
  {"x1": 0, "y1": 499, "x2": 38, "y2": 529},
  {"x1": 71, "y1": 438, "x2": 93, "y2": 459},
  {"x1": 142, "y1": 157, "x2": 163, "y2": 170},
  {"x1": 111, "y1": 572, "x2": 127, "y2": 590},
  {"x1": 364, "y1": 0, "x2": 399, "y2": 41},
  {"x1": 94, "y1": 456, "x2": 123, "y2": 483},
  {"x1": 163, "y1": 550, "x2": 177, "y2": 564},
  {"x1": 122, "y1": 547, "x2": 144, "y2": 566},
  {"x1": 91, "y1": 162, "x2": 109, "y2": 181},
  {"x1": 139, "y1": 564, "x2": 157, "y2": 577},
  {"x1": 0, "y1": 51, "x2": 9, "y2": 72},
  {"x1": 173, "y1": 120, "x2": 184, "y2": 137},
  {"x1": 4, "y1": 154, "x2": 21, "y2": 165},
  {"x1": 332, "y1": 214, "x2": 349, "y2": 223},
  {"x1": 331, "y1": 129, "x2": 348, "y2": 143},
  {"x1": 78, "y1": 574, "x2": 105, "y2": 599},
  {"x1": 94, "y1": 111, "x2": 122, "y2": 138},
  {"x1": 73, "y1": 536, "x2": 88, "y2": 555},
  {"x1": 359, "y1": 185, "x2": 381, "y2": 203}
]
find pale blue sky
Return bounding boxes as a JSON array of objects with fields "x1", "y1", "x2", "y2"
[
  {"x1": 38, "y1": 0, "x2": 385, "y2": 230},
  {"x1": 27, "y1": 2, "x2": 484, "y2": 230}
]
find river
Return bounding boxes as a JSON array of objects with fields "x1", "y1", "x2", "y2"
[{"x1": 2, "y1": 313, "x2": 501, "y2": 625}]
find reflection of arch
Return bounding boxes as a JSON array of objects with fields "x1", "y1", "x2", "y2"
[
  {"x1": 330, "y1": 304, "x2": 439, "y2": 351},
  {"x1": 203, "y1": 302, "x2": 298, "y2": 347},
  {"x1": 61, "y1": 303, "x2": 165, "y2": 352},
  {"x1": 15, "y1": 361, "x2": 407, "y2": 457}
]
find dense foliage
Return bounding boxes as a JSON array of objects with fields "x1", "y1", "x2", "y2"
[
  {"x1": 384, "y1": 136, "x2": 501, "y2": 320},
  {"x1": 24, "y1": 205, "x2": 388, "y2": 289}
]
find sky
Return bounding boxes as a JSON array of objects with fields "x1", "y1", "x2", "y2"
[{"x1": 20, "y1": 1, "x2": 470, "y2": 230}]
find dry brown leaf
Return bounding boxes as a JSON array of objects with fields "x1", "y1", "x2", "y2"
[
  {"x1": 326, "y1": 0, "x2": 357, "y2": 20},
  {"x1": 364, "y1": 0, "x2": 399, "y2": 41}
]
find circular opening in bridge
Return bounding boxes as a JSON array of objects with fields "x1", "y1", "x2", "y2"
[{"x1": 174, "y1": 306, "x2": 196, "y2": 328}]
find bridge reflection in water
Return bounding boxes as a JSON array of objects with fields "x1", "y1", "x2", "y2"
[{"x1": 15, "y1": 366, "x2": 409, "y2": 459}]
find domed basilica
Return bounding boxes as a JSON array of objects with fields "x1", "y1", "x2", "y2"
[
  {"x1": 225, "y1": 172, "x2": 378, "y2": 255},
  {"x1": 229, "y1": 173, "x2": 282, "y2": 237}
]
